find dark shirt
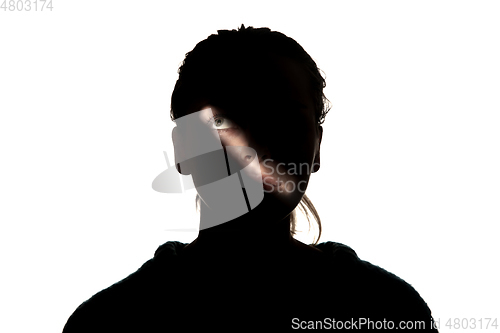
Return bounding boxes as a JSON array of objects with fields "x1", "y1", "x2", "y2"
[{"x1": 62, "y1": 241, "x2": 438, "y2": 332}]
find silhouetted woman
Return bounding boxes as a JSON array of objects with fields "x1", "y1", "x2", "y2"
[{"x1": 63, "y1": 25, "x2": 438, "y2": 332}]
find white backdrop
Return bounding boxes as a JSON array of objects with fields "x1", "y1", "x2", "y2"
[{"x1": 1, "y1": 1, "x2": 499, "y2": 332}]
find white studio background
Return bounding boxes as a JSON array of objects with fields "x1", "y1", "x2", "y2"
[{"x1": 1, "y1": 1, "x2": 499, "y2": 332}]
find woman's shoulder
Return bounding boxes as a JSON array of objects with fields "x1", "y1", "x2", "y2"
[
  {"x1": 62, "y1": 242, "x2": 188, "y2": 332},
  {"x1": 312, "y1": 240, "x2": 359, "y2": 260},
  {"x1": 312, "y1": 240, "x2": 420, "y2": 289},
  {"x1": 310, "y1": 241, "x2": 434, "y2": 322}
]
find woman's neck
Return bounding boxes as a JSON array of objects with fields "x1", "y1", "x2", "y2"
[{"x1": 182, "y1": 203, "x2": 297, "y2": 259}]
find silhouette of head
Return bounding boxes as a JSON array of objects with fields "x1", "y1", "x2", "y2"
[{"x1": 171, "y1": 25, "x2": 329, "y2": 232}]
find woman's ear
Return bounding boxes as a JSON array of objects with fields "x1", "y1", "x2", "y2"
[
  {"x1": 312, "y1": 125, "x2": 323, "y2": 173},
  {"x1": 172, "y1": 126, "x2": 190, "y2": 175}
]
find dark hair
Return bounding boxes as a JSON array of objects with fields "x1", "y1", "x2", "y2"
[{"x1": 170, "y1": 25, "x2": 330, "y2": 243}]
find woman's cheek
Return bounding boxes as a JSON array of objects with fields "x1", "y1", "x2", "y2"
[{"x1": 218, "y1": 128, "x2": 245, "y2": 145}]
